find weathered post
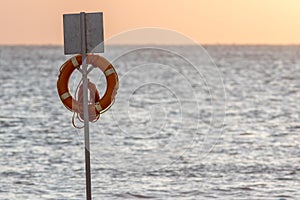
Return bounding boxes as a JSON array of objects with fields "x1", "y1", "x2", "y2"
[{"x1": 63, "y1": 12, "x2": 104, "y2": 200}]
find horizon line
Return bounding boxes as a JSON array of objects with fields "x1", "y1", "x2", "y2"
[{"x1": 2, "y1": 43, "x2": 300, "y2": 46}]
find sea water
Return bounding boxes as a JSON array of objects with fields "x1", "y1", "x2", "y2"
[{"x1": 0, "y1": 45, "x2": 299, "y2": 199}]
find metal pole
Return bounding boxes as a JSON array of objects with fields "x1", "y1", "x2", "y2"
[{"x1": 80, "y1": 12, "x2": 92, "y2": 200}]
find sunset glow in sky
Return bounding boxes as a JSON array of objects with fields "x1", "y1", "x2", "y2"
[{"x1": 1, "y1": 0, "x2": 300, "y2": 44}]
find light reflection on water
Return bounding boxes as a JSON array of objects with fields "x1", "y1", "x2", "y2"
[{"x1": 0, "y1": 45, "x2": 299, "y2": 199}]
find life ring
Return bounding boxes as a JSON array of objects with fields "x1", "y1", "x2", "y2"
[{"x1": 57, "y1": 54, "x2": 119, "y2": 122}]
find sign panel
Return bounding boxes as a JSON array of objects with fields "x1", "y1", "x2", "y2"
[{"x1": 63, "y1": 12, "x2": 104, "y2": 54}]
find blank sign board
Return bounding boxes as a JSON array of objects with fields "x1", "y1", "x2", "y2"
[{"x1": 63, "y1": 12, "x2": 104, "y2": 54}]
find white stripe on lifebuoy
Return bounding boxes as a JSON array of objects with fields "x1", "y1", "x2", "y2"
[
  {"x1": 95, "y1": 102, "x2": 102, "y2": 112},
  {"x1": 60, "y1": 92, "x2": 71, "y2": 100},
  {"x1": 104, "y1": 68, "x2": 115, "y2": 77},
  {"x1": 71, "y1": 57, "x2": 79, "y2": 68}
]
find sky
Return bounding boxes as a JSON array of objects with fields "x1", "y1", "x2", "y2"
[{"x1": 1, "y1": 0, "x2": 300, "y2": 45}]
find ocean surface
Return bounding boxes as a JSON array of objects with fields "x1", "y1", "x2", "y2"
[{"x1": 0, "y1": 45, "x2": 299, "y2": 199}]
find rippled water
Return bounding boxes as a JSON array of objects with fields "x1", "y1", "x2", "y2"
[{"x1": 0, "y1": 45, "x2": 299, "y2": 199}]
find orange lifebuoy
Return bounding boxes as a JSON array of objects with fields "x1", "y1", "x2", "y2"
[{"x1": 57, "y1": 54, "x2": 118, "y2": 122}]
